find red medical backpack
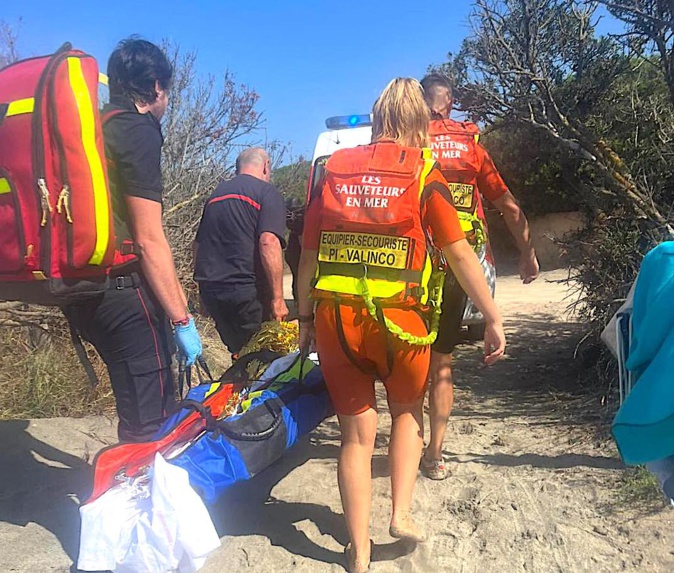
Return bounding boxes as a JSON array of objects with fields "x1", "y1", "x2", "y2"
[{"x1": 0, "y1": 43, "x2": 116, "y2": 305}]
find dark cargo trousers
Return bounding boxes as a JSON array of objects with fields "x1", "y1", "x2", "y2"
[
  {"x1": 63, "y1": 275, "x2": 175, "y2": 442},
  {"x1": 199, "y1": 284, "x2": 270, "y2": 356}
]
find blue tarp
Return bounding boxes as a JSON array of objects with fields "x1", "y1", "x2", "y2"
[{"x1": 613, "y1": 241, "x2": 674, "y2": 465}]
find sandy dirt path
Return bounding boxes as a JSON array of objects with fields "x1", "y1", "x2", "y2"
[{"x1": 1, "y1": 270, "x2": 673, "y2": 572}]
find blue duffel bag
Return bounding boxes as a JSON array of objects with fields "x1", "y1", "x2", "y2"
[{"x1": 157, "y1": 352, "x2": 333, "y2": 505}]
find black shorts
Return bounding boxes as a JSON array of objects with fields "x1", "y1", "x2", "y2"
[{"x1": 432, "y1": 274, "x2": 467, "y2": 355}]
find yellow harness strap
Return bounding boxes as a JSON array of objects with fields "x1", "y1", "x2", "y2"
[{"x1": 358, "y1": 149, "x2": 445, "y2": 347}]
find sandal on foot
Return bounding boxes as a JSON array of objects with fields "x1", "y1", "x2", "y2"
[
  {"x1": 420, "y1": 454, "x2": 449, "y2": 480},
  {"x1": 344, "y1": 539, "x2": 373, "y2": 573},
  {"x1": 389, "y1": 516, "x2": 426, "y2": 543}
]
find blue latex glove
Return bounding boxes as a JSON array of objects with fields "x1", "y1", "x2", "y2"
[{"x1": 173, "y1": 317, "x2": 202, "y2": 366}]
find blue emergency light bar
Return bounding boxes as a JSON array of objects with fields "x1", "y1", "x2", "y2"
[{"x1": 325, "y1": 114, "x2": 372, "y2": 129}]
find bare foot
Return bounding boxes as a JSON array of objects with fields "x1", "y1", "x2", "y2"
[
  {"x1": 389, "y1": 512, "x2": 426, "y2": 542},
  {"x1": 344, "y1": 540, "x2": 372, "y2": 573}
]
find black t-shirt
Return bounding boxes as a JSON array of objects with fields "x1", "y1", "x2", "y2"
[
  {"x1": 102, "y1": 96, "x2": 164, "y2": 241},
  {"x1": 286, "y1": 207, "x2": 305, "y2": 236},
  {"x1": 285, "y1": 207, "x2": 304, "y2": 259},
  {"x1": 194, "y1": 174, "x2": 287, "y2": 291}
]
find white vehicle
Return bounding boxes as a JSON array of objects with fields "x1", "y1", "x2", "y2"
[
  {"x1": 309, "y1": 115, "x2": 496, "y2": 340},
  {"x1": 311, "y1": 114, "x2": 373, "y2": 162}
]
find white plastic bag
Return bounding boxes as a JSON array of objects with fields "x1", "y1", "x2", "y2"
[
  {"x1": 151, "y1": 454, "x2": 221, "y2": 573},
  {"x1": 78, "y1": 477, "x2": 152, "y2": 572},
  {"x1": 78, "y1": 453, "x2": 220, "y2": 572}
]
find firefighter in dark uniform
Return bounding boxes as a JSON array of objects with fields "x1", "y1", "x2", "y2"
[{"x1": 63, "y1": 38, "x2": 202, "y2": 443}]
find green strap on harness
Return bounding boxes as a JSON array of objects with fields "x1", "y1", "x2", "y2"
[{"x1": 357, "y1": 268, "x2": 445, "y2": 346}]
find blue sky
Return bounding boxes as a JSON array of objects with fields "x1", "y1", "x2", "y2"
[{"x1": 4, "y1": 1, "x2": 623, "y2": 162}]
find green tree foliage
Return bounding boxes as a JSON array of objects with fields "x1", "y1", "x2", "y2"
[
  {"x1": 272, "y1": 159, "x2": 311, "y2": 206},
  {"x1": 600, "y1": 0, "x2": 674, "y2": 106},
  {"x1": 440, "y1": 0, "x2": 667, "y2": 223},
  {"x1": 433, "y1": 0, "x2": 673, "y2": 335},
  {"x1": 481, "y1": 125, "x2": 584, "y2": 216},
  {"x1": 482, "y1": 55, "x2": 674, "y2": 218}
]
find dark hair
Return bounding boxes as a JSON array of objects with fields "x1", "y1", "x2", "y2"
[
  {"x1": 107, "y1": 37, "x2": 172, "y2": 104},
  {"x1": 420, "y1": 73, "x2": 453, "y2": 98}
]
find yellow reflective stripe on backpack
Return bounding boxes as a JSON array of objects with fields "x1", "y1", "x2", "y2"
[
  {"x1": 6, "y1": 97, "x2": 35, "y2": 117},
  {"x1": 0, "y1": 178, "x2": 11, "y2": 194},
  {"x1": 67, "y1": 57, "x2": 110, "y2": 266}
]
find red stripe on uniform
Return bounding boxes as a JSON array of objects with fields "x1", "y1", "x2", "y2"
[
  {"x1": 207, "y1": 194, "x2": 261, "y2": 210},
  {"x1": 136, "y1": 288, "x2": 166, "y2": 413}
]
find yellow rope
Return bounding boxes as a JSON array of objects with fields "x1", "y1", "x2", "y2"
[{"x1": 358, "y1": 269, "x2": 444, "y2": 346}]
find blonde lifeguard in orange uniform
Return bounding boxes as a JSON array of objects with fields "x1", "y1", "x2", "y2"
[{"x1": 297, "y1": 78, "x2": 506, "y2": 573}]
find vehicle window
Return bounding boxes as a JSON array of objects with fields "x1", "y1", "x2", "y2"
[{"x1": 307, "y1": 155, "x2": 329, "y2": 203}]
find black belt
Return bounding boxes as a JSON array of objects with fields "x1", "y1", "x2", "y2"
[
  {"x1": 198, "y1": 282, "x2": 257, "y2": 293},
  {"x1": 108, "y1": 272, "x2": 142, "y2": 290}
]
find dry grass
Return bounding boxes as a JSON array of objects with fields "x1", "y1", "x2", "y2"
[
  {"x1": 0, "y1": 327, "x2": 116, "y2": 420},
  {"x1": 0, "y1": 312, "x2": 235, "y2": 421},
  {"x1": 619, "y1": 466, "x2": 667, "y2": 510}
]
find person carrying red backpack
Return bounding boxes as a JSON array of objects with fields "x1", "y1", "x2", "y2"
[
  {"x1": 419, "y1": 73, "x2": 539, "y2": 480},
  {"x1": 62, "y1": 39, "x2": 202, "y2": 443}
]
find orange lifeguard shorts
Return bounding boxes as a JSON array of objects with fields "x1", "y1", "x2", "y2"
[{"x1": 314, "y1": 300, "x2": 430, "y2": 416}]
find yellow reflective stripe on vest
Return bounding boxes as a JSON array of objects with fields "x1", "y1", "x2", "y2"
[
  {"x1": 416, "y1": 149, "x2": 437, "y2": 303},
  {"x1": 67, "y1": 57, "x2": 110, "y2": 266},
  {"x1": 6, "y1": 97, "x2": 35, "y2": 117},
  {"x1": 419, "y1": 148, "x2": 435, "y2": 194},
  {"x1": 0, "y1": 178, "x2": 11, "y2": 194}
]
